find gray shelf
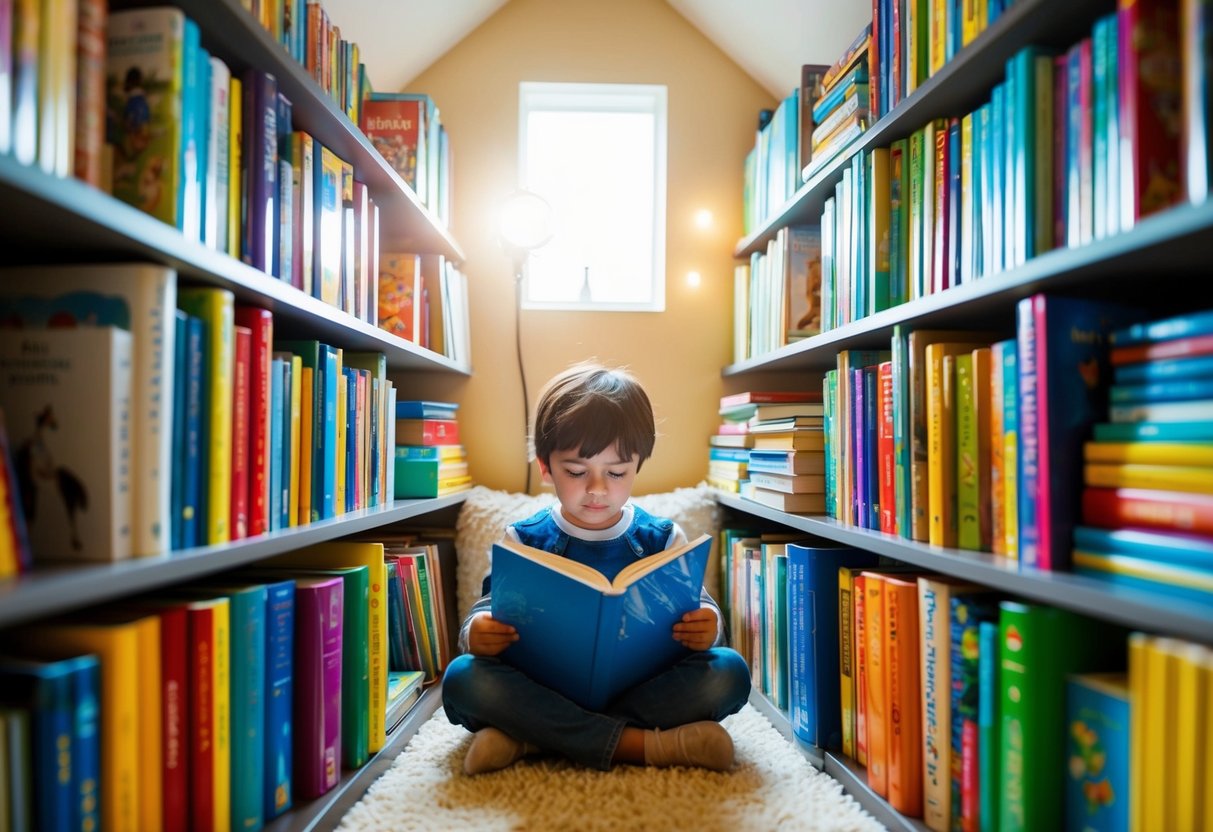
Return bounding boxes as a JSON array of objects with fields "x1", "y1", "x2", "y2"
[
  {"x1": 717, "y1": 493, "x2": 1213, "y2": 645},
  {"x1": 726, "y1": 199, "x2": 1213, "y2": 375},
  {"x1": 264, "y1": 683, "x2": 444, "y2": 832},
  {"x1": 179, "y1": 0, "x2": 463, "y2": 262},
  {"x1": 735, "y1": 0, "x2": 1111, "y2": 258},
  {"x1": 0, "y1": 156, "x2": 468, "y2": 374},
  {"x1": 0, "y1": 494, "x2": 468, "y2": 629},
  {"x1": 749, "y1": 690, "x2": 930, "y2": 832}
]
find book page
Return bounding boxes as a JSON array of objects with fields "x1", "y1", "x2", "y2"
[{"x1": 611, "y1": 533, "x2": 712, "y2": 592}]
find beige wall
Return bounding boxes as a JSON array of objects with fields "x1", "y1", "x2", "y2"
[{"x1": 396, "y1": 0, "x2": 777, "y2": 495}]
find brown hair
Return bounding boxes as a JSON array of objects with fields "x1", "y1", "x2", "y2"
[{"x1": 530, "y1": 363, "x2": 656, "y2": 470}]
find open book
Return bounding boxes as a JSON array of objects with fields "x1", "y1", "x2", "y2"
[{"x1": 490, "y1": 533, "x2": 712, "y2": 711}]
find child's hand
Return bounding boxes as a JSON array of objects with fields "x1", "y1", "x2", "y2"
[
  {"x1": 672, "y1": 607, "x2": 717, "y2": 651},
  {"x1": 468, "y1": 613, "x2": 519, "y2": 657}
]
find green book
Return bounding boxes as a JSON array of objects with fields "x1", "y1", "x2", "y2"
[
  {"x1": 998, "y1": 602, "x2": 1124, "y2": 832},
  {"x1": 956, "y1": 353, "x2": 979, "y2": 550}
]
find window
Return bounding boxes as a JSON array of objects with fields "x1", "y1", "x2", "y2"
[{"x1": 518, "y1": 82, "x2": 668, "y2": 311}]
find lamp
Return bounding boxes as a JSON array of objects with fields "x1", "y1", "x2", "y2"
[{"x1": 497, "y1": 189, "x2": 555, "y2": 493}]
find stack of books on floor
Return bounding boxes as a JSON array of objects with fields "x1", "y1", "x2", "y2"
[
  {"x1": 802, "y1": 25, "x2": 870, "y2": 182},
  {"x1": 394, "y1": 400, "x2": 472, "y2": 498},
  {"x1": 1072, "y1": 308, "x2": 1213, "y2": 604}
]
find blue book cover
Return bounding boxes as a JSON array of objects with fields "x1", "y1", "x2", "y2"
[
  {"x1": 275, "y1": 340, "x2": 323, "y2": 520},
  {"x1": 64, "y1": 654, "x2": 100, "y2": 832},
  {"x1": 194, "y1": 47, "x2": 211, "y2": 245},
  {"x1": 171, "y1": 309, "x2": 188, "y2": 550},
  {"x1": 1092, "y1": 419, "x2": 1213, "y2": 442},
  {"x1": 244, "y1": 68, "x2": 279, "y2": 273},
  {"x1": 491, "y1": 534, "x2": 711, "y2": 712},
  {"x1": 394, "y1": 400, "x2": 459, "y2": 420},
  {"x1": 269, "y1": 357, "x2": 285, "y2": 531},
  {"x1": 1113, "y1": 352, "x2": 1213, "y2": 384},
  {"x1": 977, "y1": 619, "x2": 1000, "y2": 832},
  {"x1": 1065, "y1": 674, "x2": 1129, "y2": 832},
  {"x1": 182, "y1": 314, "x2": 204, "y2": 547},
  {"x1": 318, "y1": 345, "x2": 339, "y2": 519},
  {"x1": 179, "y1": 19, "x2": 201, "y2": 240},
  {"x1": 990, "y1": 82, "x2": 1006, "y2": 274},
  {"x1": 785, "y1": 542, "x2": 878, "y2": 749},
  {"x1": 949, "y1": 594, "x2": 998, "y2": 829},
  {"x1": 947, "y1": 117, "x2": 962, "y2": 289},
  {"x1": 863, "y1": 365, "x2": 879, "y2": 529},
  {"x1": 1016, "y1": 294, "x2": 1137, "y2": 569},
  {"x1": 1110, "y1": 308, "x2": 1213, "y2": 348},
  {"x1": 0, "y1": 656, "x2": 76, "y2": 831},
  {"x1": 1108, "y1": 377, "x2": 1213, "y2": 403},
  {"x1": 1073, "y1": 525, "x2": 1213, "y2": 569},
  {"x1": 369, "y1": 378, "x2": 381, "y2": 506}
]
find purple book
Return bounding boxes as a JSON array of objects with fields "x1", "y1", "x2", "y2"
[
  {"x1": 1016, "y1": 294, "x2": 1139, "y2": 570},
  {"x1": 242, "y1": 68, "x2": 278, "y2": 273},
  {"x1": 293, "y1": 575, "x2": 343, "y2": 799}
]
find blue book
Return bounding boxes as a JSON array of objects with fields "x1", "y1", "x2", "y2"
[
  {"x1": 345, "y1": 368, "x2": 357, "y2": 513},
  {"x1": 0, "y1": 656, "x2": 76, "y2": 831},
  {"x1": 949, "y1": 594, "x2": 998, "y2": 829},
  {"x1": 63, "y1": 655, "x2": 100, "y2": 832},
  {"x1": 1092, "y1": 420, "x2": 1213, "y2": 442},
  {"x1": 1015, "y1": 295, "x2": 1138, "y2": 570},
  {"x1": 1110, "y1": 308, "x2": 1213, "y2": 348},
  {"x1": 261, "y1": 579, "x2": 294, "y2": 819},
  {"x1": 785, "y1": 542, "x2": 878, "y2": 749},
  {"x1": 179, "y1": 19, "x2": 202, "y2": 240},
  {"x1": 1071, "y1": 549, "x2": 1213, "y2": 605},
  {"x1": 1113, "y1": 353, "x2": 1213, "y2": 384},
  {"x1": 490, "y1": 534, "x2": 712, "y2": 712},
  {"x1": 369, "y1": 378, "x2": 381, "y2": 506},
  {"x1": 710, "y1": 447, "x2": 752, "y2": 463},
  {"x1": 1065, "y1": 674, "x2": 1130, "y2": 832},
  {"x1": 1108, "y1": 377, "x2": 1213, "y2": 403},
  {"x1": 990, "y1": 82, "x2": 1006, "y2": 274},
  {"x1": 269, "y1": 357, "x2": 285, "y2": 530},
  {"x1": 171, "y1": 309, "x2": 189, "y2": 550},
  {"x1": 318, "y1": 345, "x2": 339, "y2": 518},
  {"x1": 181, "y1": 314, "x2": 204, "y2": 547},
  {"x1": 195, "y1": 48, "x2": 211, "y2": 245},
  {"x1": 977, "y1": 619, "x2": 1000, "y2": 832},
  {"x1": 947, "y1": 117, "x2": 962, "y2": 288},
  {"x1": 1074, "y1": 525, "x2": 1213, "y2": 569}
]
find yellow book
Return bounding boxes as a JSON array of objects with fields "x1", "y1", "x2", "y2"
[
  {"x1": 1084, "y1": 441, "x2": 1213, "y2": 467},
  {"x1": 1204, "y1": 649, "x2": 1213, "y2": 832},
  {"x1": 20, "y1": 620, "x2": 144, "y2": 831},
  {"x1": 289, "y1": 354, "x2": 303, "y2": 526},
  {"x1": 925, "y1": 345, "x2": 969, "y2": 546},
  {"x1": 130, "y1": 613, "x2": 163, "y2": 832},
  {"x1": 962, "y1": 0, "x2": 979, "y2": 46},
  {"x1": 1128, "y1": 633, "x2": 1147, "y2": 832},
  {"x1": 37, "y1": 0, "x2": 78, "y2": 178},
  {"x1": 178, "y1": 288, "x2": 235, "y2": 544},
  {"x1": 838, "y1": 566, "x2": 858, "y2": 759},
  {"x1": 1143, "y1": 638, "x2": 1179, "y2": 831},
  {"x1": 298, "y1": 366, "x2": 314, "y2": 525},
  {"x1": 969, "y1": 348, "x2": 992, "y2": 551},
  {"x1": 929, "y1": 0, "x2": 947, "y2": 75},
  {"x1": 1084, "y1": 463, "x2": 1213, "y2": 494},
  {"x1": 1175, "y1": 643, "x2": 1209, "y2": 832},
  {"x1": 228, "y1": 76, "x2": 242, "y2": 259},
  {"x1": 263, "y1": 541, "x2": 387, "y2": 752}
]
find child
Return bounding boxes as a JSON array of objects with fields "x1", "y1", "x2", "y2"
[{"x1": 442, "y1": 363, "x2": 751, "y2": 775}]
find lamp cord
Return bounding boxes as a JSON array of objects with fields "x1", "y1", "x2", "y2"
[{"x1": 515, "y1": 268, "x2": 532, "y2": 494}]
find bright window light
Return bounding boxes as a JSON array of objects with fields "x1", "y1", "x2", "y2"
[{"x1": 518, "y1": 82, "x2": 667, "y2": 311}]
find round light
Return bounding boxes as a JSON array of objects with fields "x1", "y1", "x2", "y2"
[
  {"x1": 499, "y1": 190, "x2": 555, "y2": 252},
  {"x1": 694, "y1": 209, "x2": 713, "y2": 229},
  {"x1": 686, "y1": 270, "x2": 702, "y2": 287}
]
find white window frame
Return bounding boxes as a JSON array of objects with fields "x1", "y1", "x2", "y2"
[{"x1": 517, "y1": 81, "x2": 668, "y2": 312}]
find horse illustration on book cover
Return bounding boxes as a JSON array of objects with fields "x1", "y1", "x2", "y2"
[{"x1": 14, "y1": 405, "x2": 88, "y2": 552}]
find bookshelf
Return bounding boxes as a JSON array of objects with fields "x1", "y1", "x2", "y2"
[
  {"x1": 723, "y1": 1, "x2": 1212, "y2": 829},
  {"x1": 0, "y1": 0, "x2": 468, "y2": 827}
]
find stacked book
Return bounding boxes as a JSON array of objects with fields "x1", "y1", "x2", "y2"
[
  {"x1": 714, "y1": 391, "x2": 825, "y2": 513},
  {"x1": 394, "y1": 401, "x2": 472, "y2": 498},
  {"x1": 802, "y1": 25, "x2": 871, "y2": 182},
  {"x1": 1071, "y1": 308, "x2": 1213, "y2": 604}
]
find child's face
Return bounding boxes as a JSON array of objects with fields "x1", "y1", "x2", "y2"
[{"x1": 538, "y1": 443, "x2": 639, "y2": 531}]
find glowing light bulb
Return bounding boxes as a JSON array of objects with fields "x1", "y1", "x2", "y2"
[
  {"x1": 686, "y1": 271, "x2": 702, "y2": 287},
  {"x1": 694, "y1": 209, "x2": 713, "y2": 230}
]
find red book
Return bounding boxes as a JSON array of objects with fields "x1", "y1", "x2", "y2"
[
  {"x1": 157, "y1": 604, "x2": 189, "y2": 832},
  {"x1": 361, "y1": 96, "x2": 424, "y2": 194},
  {"x1": 294, "y1": 576, "x2": 344, "y2": 799},
  {"x1": 878, "y1": 362, "x2": 896, "y2": 534},
  {"x1": 719, "y1": 390, "x2": 822, "y2": 409},
  {"x1": 1081, "y1": 487, "x2": 1213, "y2": 535},
  {"x1": 185, "y1": 598, "x2": 227, "y2": 832},
  {"x1": 395, "y1": 418, "x2": 459, "y2": 446},
  {"x1": 1110, "y1": 332, "x2": 1213, "y2": 365},
  {"x1": 74, "y1": 0, "x2": 107, "y2": 186},
  {"x1": 1118, "y1": 0, "x2": 1182, "y2": 227},
  {"x1": 234, "y1": 307, "x2": 273, "y2": 536},
  {"x1": 230, "y1": 326, "x2": 251, "y2": 540},
  {"x1": 960, "y1": 720, "x2": 978, "y2": 832}
]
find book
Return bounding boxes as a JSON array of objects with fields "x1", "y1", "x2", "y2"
[
  {"x1": 787, "y1": 543, "x2": 877, "y2": 749},
  {"x1": 1065, "y1": 673, "x2": 1130, "y2": 832},
  {"x1": 384, "y1": 670, "x2": 424, "y2": 734},
  {"x1": 490, "y1": 533, "x2": 711, "y2": 711},
  {"x1": 395, "y1": 418, "x2": 459, "y2": 446},
  {"x1": 0, "y1": 327, "x2": 133, "y2": 563},
  {"x1": 0, "y1": 264, "x2": 177, "y2": 557},
  {"x1": 291, "y1": 576, "x2": 343, "y2": 800},
  {"x1": 361, "y1": 95, "x2": 424, "y2": 193},
  {"x1": 394, "y1": 400, "x2": 458, "y2": 420},
  {"x1": 1081, "y1": 487, "x2": 1213, "y2": 536},
  {"x1": 377, "y1": 252, "x2": 421, "y2": 342}
]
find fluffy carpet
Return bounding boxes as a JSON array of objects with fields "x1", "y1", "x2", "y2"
[{"x1": 336, "y1": 704, "x2": 884, "y2": 831}]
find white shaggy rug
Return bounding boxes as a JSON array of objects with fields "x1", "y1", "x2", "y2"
[{"x1": 337, "y1": 704, "x2": 885, "y2": 831}]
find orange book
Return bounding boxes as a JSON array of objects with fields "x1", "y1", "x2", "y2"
[
  {"x1": 863, "y1": 572, "x2": 889, "y2": 796},
  {"x1": 885, "y1": 575, "x2": 924, "y2": 817}
]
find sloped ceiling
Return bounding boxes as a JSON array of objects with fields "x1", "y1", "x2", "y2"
[{"x1": 336, "y1": 0, "x2": 871, "y2": 99}]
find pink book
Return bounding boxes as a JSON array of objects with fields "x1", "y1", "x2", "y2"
[
  {"x1": 1078, "y1": 39, "x2": 1094, "y2": 245},
  {"x1": 234, "y1": 307, "x2": 273, "y2": 536},
  {"x1": 293, "y1": 575, "x2": 343, "y2": 799},
  {"x1": 878, "y1": 362, "x2": 896, "y2": 534},
  {"x1": 230, "y1": 326, "x2": 251, "y2": 540}
]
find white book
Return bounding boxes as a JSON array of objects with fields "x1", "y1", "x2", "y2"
[
  {"x1": 387, "y1": 384, "x2": 397, "y2": 501},
  {"x1": 206, "y1": 55, "x2": 231, "y2": 251},
  {"x1": 0, "y1": 327, "x2": 133, "y2": 562},
  {"x1": 0, "y1": 264, "x2": 176, "y2": 557}
]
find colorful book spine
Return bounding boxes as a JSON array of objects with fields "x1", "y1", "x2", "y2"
[
  {"x1": 978, "y1": 619, "x2": 1000, "y2": 832},
  {"x1": 230, "y1": 326, "x2": 251, "y2": 540},
  {"x1": 884, "y1": 575, "x2": 922, "y2": 817},
  {"x1": 1065, "y1": 673, "x2": 1130, "y2": 832},
  {"x1": 243, "y1": 67, "x2": 279, "y2": 273},
  {"x1": 293, "y1": 576, "x2": 343, "y2": 799},
  {"x1": 235, "y1": 307, "x2": 274, "y2": 537}
]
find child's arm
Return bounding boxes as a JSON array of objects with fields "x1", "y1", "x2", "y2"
[{"x1": 673, "y1": 605, "x2": 719, "y2": 651}]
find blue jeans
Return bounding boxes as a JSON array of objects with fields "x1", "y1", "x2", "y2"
[{"x1": 442, "y1": 647, "x2": 751, "y2": 770}]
